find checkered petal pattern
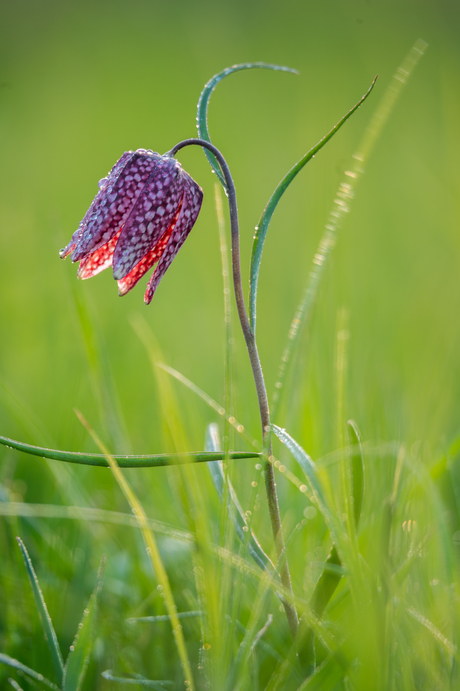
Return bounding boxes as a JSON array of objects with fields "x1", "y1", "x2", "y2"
[{"x1": 60, "y1": 149, "x2": 203, "y2": 303}]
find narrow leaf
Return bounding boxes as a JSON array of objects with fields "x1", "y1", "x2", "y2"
[
  {"x1": 127, "y1": 611, "x2": 202, "y2": 624},
  {"x1": 16, "y1": 538, "x2": 64, "y2": 686},
  {"x1": 205, "y1": 423, "x2": 274, "y2": 572},
  {"x1": 0, "y1": 434, "x2": 259, "y2": 467},
  {"x1": 62, "y1": 556, "x2": 105, "y2": 691},
  {"x1": 297, "y1": 652, "x2": 347, "y2": 691},
  {"x1": 0, "y1": 654, "x2": 59, "y2": 690},
  {"x1": 74, "y1": 410, "x2": 195, "y2": 691},
  {"x1": 8, "y1": 679, "x2": 25, "y2": 691},
  {"x1": 249, "y1": 77, "x2": 377, "y2": 334},
  {"x1": 102, "y1": 671, "x2": 173, "y2": 688},
  {"x1": 197, "y1": 62, "x2": 298, "y2": 186},
  {"x1": 271, "y1": 425, "x2": 328, "y2": 518},
  {"x1": 347, "y1": 420, "x2": 364, "y2": 527},
  {"x1": 0, "y1": 503, "x2": 194, "y2": 544}
]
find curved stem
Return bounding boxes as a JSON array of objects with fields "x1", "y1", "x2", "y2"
[{"x1": 169, "y1": 138, "x2": 298, "y2": 636}]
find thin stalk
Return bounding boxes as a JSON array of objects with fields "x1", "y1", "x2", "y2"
[{"x1": 169, "y1": 138, "x2": 298, "y2": 637}]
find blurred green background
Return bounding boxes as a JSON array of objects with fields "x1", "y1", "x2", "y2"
[{"x1": 0, "y1": 0, "x2": 459, "y2": 687}]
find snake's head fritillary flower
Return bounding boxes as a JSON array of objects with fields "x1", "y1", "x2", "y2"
[{"x1": 60, "y1": 149, "x2": 203, "y2": 304}]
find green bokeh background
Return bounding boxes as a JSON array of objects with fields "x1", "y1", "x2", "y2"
[{"x1": 0, "y1": 0, "x2": 459, "y2": 686}]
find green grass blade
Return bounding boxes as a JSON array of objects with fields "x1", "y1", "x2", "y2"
[
  {"x1": 297, "y1": 652, "x2": 347, "y2": 691},
  {"x1": 156, "y1": 362, "x2": 260, "y2": 451},
  {"x1": 16, "y1": 538, "x2": 64, "y2": 687},
  {"x1": 205, "y1": 423, "x2": 274, "y2": 573},
  {"x1": 74, "y1": 410, "x2": 195, "y2": 691},
  {"x1": 127, "y1": 611, "x2": 203, "y2": 624},
  {"x1": 0, "y1": 434, "x2": 259, "y2": 467},
  {"x1": 197, "y1": 62, "x2": 298, "y2": 186},
  {"x1": 0, "y1": 502, "x2": 195, "y2": 543},
  {"x1": 249, "y1": 77, "x2": 377, "y2": 335},
  {"x1": 8, "y1": 679, "x2": 25, "y2": 691},
  {"x1": 0, "y1": 653, "x2": 59, "y2": 690},
  {"x1": 62, "y1": 556, "x2": 105, "y2": 691},
  {"x1": 347, "y1": 420, "x2": 364, "y2": 528},
  {"x1": 271, "y1": 425, "x2": 330, "y2": 523},
  {"x1": 101, "y1": 671, "x2": 173, "y2": 688},
  {"x1": 271, "y1": 40, "x2": 428, "y2": 421}
]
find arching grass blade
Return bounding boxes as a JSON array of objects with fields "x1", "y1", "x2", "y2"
[
  {"x1": 197, "y1": 63, "x2": 298, "y2": 186},
  {"x1": 0, "y1": 434, "x2": 259, "y2": 467}
]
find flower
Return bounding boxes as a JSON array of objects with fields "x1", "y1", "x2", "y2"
[{"x1": 60, "y1": 149, "x2": 203, "y2": 304}]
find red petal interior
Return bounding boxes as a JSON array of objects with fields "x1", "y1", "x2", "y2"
[
  {"x1": 117, "y1": 219, "x2": 177, "y2": 296},
  {"x1": 77, "y1": 229, "x2": 122, "y2": 279}
]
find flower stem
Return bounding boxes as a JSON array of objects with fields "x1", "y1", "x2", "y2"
[{"x1": 169, "y1": 138, "x2": 298, "y2": 637}]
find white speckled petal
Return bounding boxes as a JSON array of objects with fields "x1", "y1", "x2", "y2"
[
  {"x1": 112, "y1": 156, "x2": 184, "y2": 280},
  {"x1": 71, "y1": 151, "x2": 161, "y2": 262},
  {"x1": 116, "y1": 205, "x2": 181, "y2": 296},
  {"x1": 144, "y1": 172, "x2": 203, "y2": 304}
]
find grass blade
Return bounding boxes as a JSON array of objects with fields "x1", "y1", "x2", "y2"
[
  {"x1": 347, "y1": 420, "x2": 364, "y2": 528},
  {"x1": 74, "y1": 410, "x2": 195, "y2": 691},
  {"x1": 271, "y1": 39, "x2": 428, "y2": 421},
  {"x1": 271, "y1": 425, "x2": 331, "y2": 524},
  {"x1": 0, "y1": 503, "x2": 195, "y2": 543},
  {"x1": 197, "y1": 63, "x2": 298, "y2": 186},
  {"x1": 8, "y1": 679, "x2": 25, "y2": 691},
  {"x1": 0, "y1": 653, "x2": 59, "y2": 690},
  {"x1": 205, "y1": 423, "x2": 274, "y2": 573},
  {"x1": 101, "y1": 671, "x2": 173, "y2": 688},
  {"x1": 16, "y1": 538, "x2": 64, "y2": 687},
  {"x1": 249, "y1": 77, "x2": 377, "y2": 335},
  {"x1": 127, "y1": 611, "x2": 203, "y2": 624},
  {"x1": 0, "y1": 434, "x2": 259, "y2": 467},
  {"x1": 62, "y1": 556, "x2": 105, "y2": 691}
]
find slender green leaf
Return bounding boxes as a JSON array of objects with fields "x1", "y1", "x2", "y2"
[
  {"x1": 0, "y1": 434, "x2": 259, "y2": 467},
  {"x1": 297, "y1": 652, "x2": 347, "y2": 691},
  {"x1": 0, "y1": 502, "x2": 194, "y2": 543},
  {"x1": 127, "y1": 611, "x2": 203, "y2": 624},
  {"x1": 347, "y1": 420, "x2": 364, "y2": 527},
  {"x1": 0, "y1": 654, "x2": 59, "y2": 690},
  {"x1": 271, "y1": 425, "x2": 329, "y2": 519},
  {"x1": 16, "y1": 538, "x2": 64, "y2": 687},
  {"x1": 249, "y1": 77, "x2": 377, "y2": 334},
  {"x1": 205, "y1": 423, "x2": 274, "y2": 572},
  {"x1": 62, "y1": 556, "x2": 105, "y2": 691},
  {"x1": 197, "y1": 62, "x2": 298, "y2": 186},
  {"x1": 101, "y1": 671, "x2": 173, "y2": 688},
  {"x1": 8, "y1": 679, "x2": 25, "y2": 691},
  {"x1": 74, "y1": 410, "x2": 195, "y2": 691}
]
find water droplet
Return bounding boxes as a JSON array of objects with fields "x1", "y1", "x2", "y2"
[{"x1": 98, "y1": 177, "x2": 108, "y2": 190}]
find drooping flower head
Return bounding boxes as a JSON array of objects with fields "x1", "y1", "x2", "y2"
[{"x1": 60, "y1": 149, "x2": 203, "y2": 304}]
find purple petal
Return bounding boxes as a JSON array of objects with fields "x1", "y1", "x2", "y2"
[
  {"x1": 144, "y1": 172, "x2": 203, "y2": 304},
  {"x1": 60, "y1": 152, "x2": 133, "y2": 260},
  {"x1": 71, "y1": 151, "x2": 161, "y2": 262},
  {"x1": 112, "y1": 156, "x2": 184, "y2": 280}
]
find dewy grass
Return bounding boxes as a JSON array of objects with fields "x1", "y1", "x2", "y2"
[{"x1": 2, "y1": 42, "x2": 451, "y2": 690}]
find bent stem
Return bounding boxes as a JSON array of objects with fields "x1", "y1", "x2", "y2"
[{"x1": 169, "y1": 138, "x2": 298, "y2": 637}]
